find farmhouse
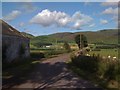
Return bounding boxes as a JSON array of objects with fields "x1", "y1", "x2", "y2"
[{"x1": 1, "y1": 19, "x2": 30, "y2": 63}]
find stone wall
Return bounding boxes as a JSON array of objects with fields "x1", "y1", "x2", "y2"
[{"x1": 2, "y1": 35, "x2": 30, "y2": 63}]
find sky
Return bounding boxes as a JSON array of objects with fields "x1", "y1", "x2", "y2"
[{"x1": 1, "y1": 1, "x2": 119, "y2": 36}]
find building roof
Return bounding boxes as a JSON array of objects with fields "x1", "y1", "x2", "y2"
[{"x1": 1, "y1": 19, "x2": 29, "y2": 39}]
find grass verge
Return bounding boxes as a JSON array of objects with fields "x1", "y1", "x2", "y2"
[
  {"x1": 67, "y1": 56, "x2": 120, "y2": 90},
  {"x1": 3, "y1": 58, "x2": 40, "y2": 79}
]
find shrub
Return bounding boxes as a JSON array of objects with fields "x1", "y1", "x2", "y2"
[
  {"x1": 104, "y1": 64, "x2": 116, "y2": 80},
  {"x1": 30, "y1": 52, "x2": 45, "y2": 59},
  {"x1": 63, "y1": 42, "x2": 71, "y2": 52},
  {"x1": 86, "y1": 48, "x2": 90, "y2": 52},
  {"x1": 116, "y1": 62, "x2": 120, "y2": 75},
  {"x1": 70, "y1": 52, "x2": 76, "y2": 61},
  {"x1": 97, "y1": 61, "x2": 107, "y2": 78},
  {"x1": 72, "y1": 55, "x2": 99, "y2": 73},
  {"x1": 69, "y1": 53, "x2": 120, "y2": 88}
]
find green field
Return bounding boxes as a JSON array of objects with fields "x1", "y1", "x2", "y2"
[
  {"x1": 30, "y1": 42, "x2": 119, "y2": 59},
  {"x1": 30, "y1": 44, "x2": 69, "y2": 58},
  {"x1": 89, "y1": 49, "x2": 118, "y2": 58},
  {"x1": 22, "y1": 28, "x2": 119, "y2": 59}
]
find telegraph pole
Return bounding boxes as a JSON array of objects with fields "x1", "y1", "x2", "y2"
[
  {"x1": 56, "y1": 38, "x2": 57, "y2": 50},
  {"x1": 80, "y1": 34, "x2": 82, "y2": 50}
]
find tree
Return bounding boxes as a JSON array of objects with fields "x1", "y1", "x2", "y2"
[
  {"x1": 63, "y1": 42, "x2": 71, "y2": 52},
  {"x1": 75, "y1": 34, "x2": 88, "y2": 49}
]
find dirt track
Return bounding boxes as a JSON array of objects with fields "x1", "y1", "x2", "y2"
[{"x1": 3, "y1": 53, "x2": 103, "y2": 89}]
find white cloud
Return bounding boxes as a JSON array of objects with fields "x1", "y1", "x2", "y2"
[
  {"x1": 72, "y1": 21, "x2": 82, "y2": 30},
  {"x1": 102, "y1": 7, "x2": 118, "y2": 15},
  {"x1": 3, "y1": 10, "x2": 21, "y2": 21},
  {"x1": 89, "y1": 23, "x2": 95, "y2": 27},
  {"x1": 72, "y1": 11, "x2": 93, "y2": 29},
  {"x1": 30, "y1": 9, "x2": 70, "y2": 27},
  {"x1": 57, "y1": 17, "x2": 71, "y2": 27},
  {"x1": 102, "y1": 7, "x2": 119, "y2": 23},
  {"x1": 101, "y1": 2, "x2": 118, "y2": 6},
  {"x1": 73, "y1": 12, "x2": 93, "y2": 24},
  {"x1": 30, "y1": 9, "x2": 55, "y2": 26},
  {"x1": 30, "y1": 9, "x2": 93, "y2": 30},
  {"x1": 100, "y1": 19, "x2": 108, "y2": 24}
]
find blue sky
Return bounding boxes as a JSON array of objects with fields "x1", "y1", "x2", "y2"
[{"x1": 1, "y1": 2, "x2": 118, "y2": 36}]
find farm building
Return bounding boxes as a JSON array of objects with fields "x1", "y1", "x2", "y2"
[{"x1": 1, "y1": 19, "x2": 30, "y2": 63}]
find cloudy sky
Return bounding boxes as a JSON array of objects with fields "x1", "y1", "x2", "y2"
[{"x1": 1, "y1": 2, "x2": 118, "y2": 36}]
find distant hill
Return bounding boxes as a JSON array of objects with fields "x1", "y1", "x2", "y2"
[
  {"x1": 30, "y1": 29, "x2": 118, "y2": 44},
  {"x1": 21, "y1": 32, "x2": 34, "y2": 39}
]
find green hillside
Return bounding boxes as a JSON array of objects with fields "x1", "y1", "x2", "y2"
[
  {"x1": 22, "y1": 29, "x2": 119, "y2": 44},
  {"x1": 30, "y1": 29, "x2": 118, "y2": 45}
]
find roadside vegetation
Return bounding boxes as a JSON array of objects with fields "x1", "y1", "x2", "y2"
[
  {"x1": 67, "y1": 34, "x2": 119, "y2": 89},
  {"x1": 3, "y1": 58, "x2": 40, "y2": 79},
  {"x1": 68, "y1": 52, "x2": 120, "y2": 89}
]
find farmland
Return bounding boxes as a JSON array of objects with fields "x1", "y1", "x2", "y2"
[
  {"x1": 29, "y1": 41, "x2": 119, "y2": 59},
  {"x1": 89, "y1": 49, "x2": 118, "y2": 58},
  {"x1": 21, "y1": 29, "x2": 119, "y2": 59}
]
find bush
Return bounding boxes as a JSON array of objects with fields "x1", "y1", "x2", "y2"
[
  {"x1": 97, "y1": 61, "x2": 107, "y2": 78},
  {"x1": 70, "y1": 52, "x2": 76, "y2": 61},
  {"x1": 63, "y1": 42, "x2": 71, "y2": 52},
  {"x1": 72, "y1": 56, "x2": 99, "y2": 73},
  {"x1": 104, "y1": 63, "x2": 116, "y2": 80},
  {"x1": 116, "y1": 62, "x2": 120, "y2": 75},
  {"x1": 69, "y1": 53, "x2": 120, "y2": 88},
  {"x1": 30, "y1": 52, "x2": 45, "y2": 59}
]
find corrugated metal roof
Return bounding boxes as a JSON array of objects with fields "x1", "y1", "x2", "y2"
[{"x1": 1, "y1": 19, "x2": 29, "y2": 39}]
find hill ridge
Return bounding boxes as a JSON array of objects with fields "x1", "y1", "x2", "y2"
[{"x1": 28, "y1": 29, "x2": 118, "y2": 44}]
